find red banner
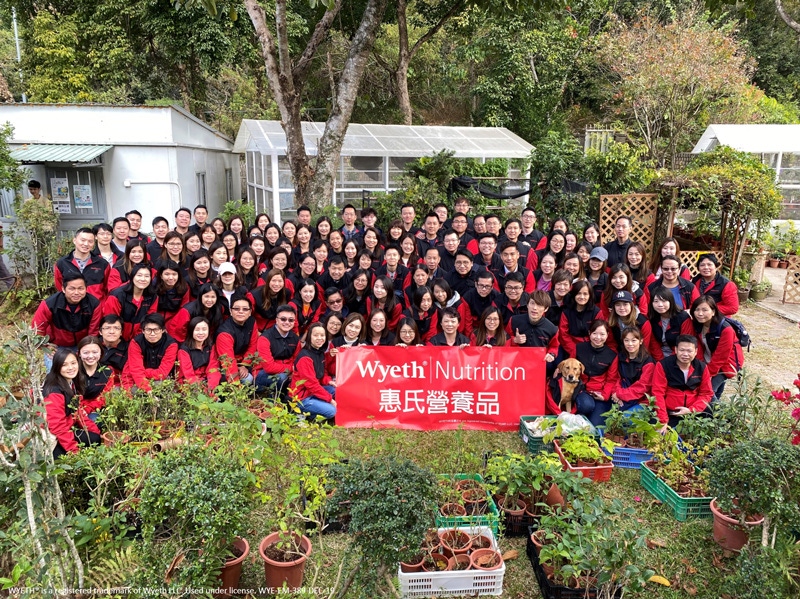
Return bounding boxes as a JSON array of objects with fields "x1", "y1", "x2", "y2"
[{"x1": 335, "y1": 346, "x2": 545, "y2": 431}]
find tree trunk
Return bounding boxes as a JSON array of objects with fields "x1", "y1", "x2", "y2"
[
  {"x1": 396, "y1": 0, "x2": 413, "y2": 125},
  {"x1": 775, "y1": 0, "x2": 800, "y2": 34}
]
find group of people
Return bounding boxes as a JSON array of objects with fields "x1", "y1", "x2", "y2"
[{"x1": 33, "y1": 196, "x2": 744, "y2": 455}]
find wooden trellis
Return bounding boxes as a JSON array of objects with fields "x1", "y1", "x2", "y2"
[
  {"x1": 599, "y1": 194, "x2": 659, "y2": 258},
  {"x1": 679, "y1": 251, "x2": 723, "y2": 279},
  {"x1": 783, "y1": 255, "x2": 800, "y2": 305}
]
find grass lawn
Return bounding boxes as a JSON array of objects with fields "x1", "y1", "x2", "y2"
[{"x1": 229, "y1": 302, "x2": 799, "y2": 598}]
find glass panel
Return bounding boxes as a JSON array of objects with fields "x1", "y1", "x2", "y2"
[
  {"x1": 254, "y1": 154, "x2": 263, "y2": 186},
  {"x1": 341, "y1": 156, "x2": 384, "y2": 187},
  {"x1": 778, "y1": 169, "x2": 800, "y2": 184},
  {"x1": 781, "y1": 153, "x2": 800, "y2": 168},
  {"x1": 389, "y1": 157, "x2": 414, "y2": 185},
  {"x1": 762, "y1": 153, "x2": 779, "y2": 170},
  {"x1": 264, "y1": 154, "x2": 272, "y2": 188},
  {"x1": 780, "y1": 187, "x2": 800, "y2": 205},
  {"x1": 246, "y1": 152, "x2": 255, "y2": 183},
  {"x1": 278, "y1": 156, "x2": 293, "y2": 188}
]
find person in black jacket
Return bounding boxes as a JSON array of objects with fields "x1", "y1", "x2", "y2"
[
  {"x1": 429, "y1": 308, "x2": 470, "y2": 347},
  {"x1": 99, "y1": 314, "x2": 128, "y2": 376}
]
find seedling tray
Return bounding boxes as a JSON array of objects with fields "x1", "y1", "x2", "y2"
[
  {"x1": 640, "y1": 463, "x2": 712, "y2": 521},
  {"x1": 398, "y1": 526, "x2": 504, "y2": 597},
  {"x1": 553, "y1": 441, "x2": 613, "y2": 483},
  {"x1": 436, "y1": 474, "x2": 500, "y2": 537},
  {"x1": 518, "y1": 415, "x2": 593, "y2": 455}
]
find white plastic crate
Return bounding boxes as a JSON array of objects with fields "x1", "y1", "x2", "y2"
[{"x1": 397, "y1": 526, "x2": 505, "y2": 597}]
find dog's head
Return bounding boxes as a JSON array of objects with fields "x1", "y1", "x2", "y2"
[{"x1": 558, "y1": 358, "x2": 584, "y2": 384}]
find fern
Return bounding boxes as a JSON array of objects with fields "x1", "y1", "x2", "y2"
[{"x1": 85, "y1": 545, "x2": 139, "y2": 593}]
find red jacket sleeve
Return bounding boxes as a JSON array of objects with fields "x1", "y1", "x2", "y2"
[
  {"x1": 466, "y1": 239, "x2": 479, "y2": 256},
  {"x1": 648, "y1": 331, "x2": 664, "y2": 362},
  {"x1": 295, "y1": 356, "x2": 333, "y2": 402},
  {"x1": 637, "y1": 291, "x2": 649, "y2": 317},
  {"x1": 524, "y1": 271, "x2": 536, "y2": 294},
  {"x1": 717, "y1": 282, "x2": 739, "y2": 316},
  {"x1": 167, "y1": 308, "x2": 190, "y2": 343},
  {"x1": 640, "y1": 321, "x2": 653, "y2": 356},
  {"x1": 80, "y1": 376, "x2": 114, "y2": 414},
  {"x1": 651, "y1": 362, "x2": 669, "y2": 423},
  {"x1": 214, "y1": 332, "x2": 238, "y2": 381},
  {"x1": 107, "y1": 268, "x2": 123, "y2": 292},
  {"x1": 525, "y1": 251, "x2": 539, "y2": 271},
  {"x1": 421, "y1": 312, "x2": 438, "y2": 343},
  {"x1": 458, "y1": 303, "x2": 473, "y2": 338},
  {"x1": 102, "y1": 295, "x2": 122, "y2": 318},
  {"x1": 207, "y1": 348, "x2": 222, "y2": 390},
  {"x1": 124, "y1": 341, "x2": 150, "y2": 391},
  {"x1": 705, "y1": 326, "x2": 735, "y2": 378},
  {"x1": 241, "y1": 326, "x2": 260, "y2": 368},
  {"x1": 31, "y1": 301, "x2": 54, "y2": 340},
  {"x1": 689, "y1": 366, "x2": 714, "y2": 413},
  {"x1": 614, "y1": 361, "x2": 655, "y2": 403},
  {"x1": 144, "y1": 342, "x2": 177, "y2": 381},
  {"x1": 177, "y1": 348, "x2": 201, "y2": 384},
  {"x1": 545, "y1": 381, "x2": 563, "y2": 415},
  {"x1": 602, "y1": 357, "x2": 620, "y2": 399},
  {"x1": 88, "y1": 303, "x2": 102, "y2": 336},
  {"x1": 257, "y1": 335, "x2": 297, "y2": 375},
  {"x1": 324, "y1": 343, "x2": 337, "y2": 378},
  {"x1": 54, "y1": 263, "x2": 65, "y2": 292},
  {"x1": 546, "y1": 331, "x2": 560, "y2": 358},
  {"x1": 45, "y1": 392, "x2": 79, "y2": 453},
  {"x1": 558, "y1": 313, "x2": 577, "y2": 358}
]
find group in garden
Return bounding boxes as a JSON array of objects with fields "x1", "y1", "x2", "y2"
[{"x1": 33, "y1": 196, "x2": 744, "y2": 456}]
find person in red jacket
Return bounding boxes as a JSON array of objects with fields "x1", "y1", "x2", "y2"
[
  {"x1": 210, "y1": 293, "x2": 259, "y2": 388},
  {"x1": 54, "y1": 227, "x2": 110, "y2": 302},
  {"x1": 102, "y1": 264, "x2": 159, "y2": 341},
  {"x1": 611, "y1": 327, "x2": 655, "y2": 412},
  {"x1": 176, "y1": 316, "x2": 215, "y2": 385},
  {"x1": 287, "y1": 322, "x2": 336, "y2": 421},
  {"x1": 651, "y1": 335, "x2": 714, "y2": 429},
  {"x1": 107, "y1": 239, "x2": 151, "y2": 292},
  {"x1": 32, "y1": 272, "x2": 102, "y2": 350},
  {"x1": 558, "y1": 280, "x2": 601, "y2": 359},
  {"x1": 120, "y1": 313, "x2": 178, "y2": 391},
  {"x1": 255, "y1": 304, "x2": 301, "y2": 395},
  {"x1": 573, "y1": 320, "x2": 620, "y2": 426},
  {"x1": 693, "y1": 254, "x2": 739, "y2": 316},
  {"x1": 44, "y1": 348, "x2": 101, "y2": 457},
  {"x1": 686, "y1": 295, "x2": 744, "y2": 400}
]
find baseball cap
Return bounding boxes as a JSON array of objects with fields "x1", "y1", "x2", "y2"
[
  {"x1": 218, "y1": 262, "x2": 236, "y2": 275},
  {"x1": 611, "y1": 290, "x2": 634, "y2": 304},
  {"x1": 589, "y1": 247, "x2": 608, "y2": 262}
]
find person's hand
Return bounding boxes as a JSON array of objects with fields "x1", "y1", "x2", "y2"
[
  {"x1": 514, "y1": 328, "x2": 526, "y2": 345},
  {"x1": 459, "y1": 343, "x2": 469, "y2": 349},
  {"x1": 330, "y1": 399, "x2": 337, "y2": 407},
  {"x1": 415, "y1": 231, "x2": 425, "y2": 240},
  {"x1": 670, "y1": 407, "x2": 691, "y2": 416},
  {"x1": 329, "y1": 347, "x2": 339, "y2": 356},
  {"x1": 330, "y1": 380, "x2": 338, "y2": 388},
  {"x1": 544, "y1": 354, "x2": 554, "y2": 363},
  {"x1": 610, "y1": 392, "x2": 619, "y2": 402},
  {"x1": 238, "y1": 366, "x2": 249, "y2": 380},
  {"x1": 396, "y1": 343, "x2": 408, "y2": 348},
  {"x1": 590, "y1": 391, "x2": 604, "y2": 401},
  {"x1": 659, "y1": 422, "x2": 669, "y2": 434}
]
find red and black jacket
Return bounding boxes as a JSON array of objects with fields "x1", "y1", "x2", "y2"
[
  {"x1": 507, "y1": 314, "x2": 559, "y2": 358},
  {"x1": 692, "y1": 273, "x2": 739, "y2": 316},
  {"x1": 645, "y1": 277, "x2": 699, "y2": 310},
  {"x1": 545, "y1": 377, "x2": 585, "y2": 415},
  {"x1": 176, "y1": 343, "x2": 215, "y2": 384},
  {"x1": 685, "y1": 317, "x2": 744, "y2": 379},
  {"x1": 651, "y1": 355, "x2": 714, "y2": 423},
  {"x1": 212, "y1": 316, "x2": 259, "y2": 385},
  {"x1": 575, "y1": 342, "x2": 619, "y2": 399},
  {"x1": 402, "y1": 307, "x2": 439, "y2": 344},
  {"x1": 44, "y1": 383, "x2": 99, "y2": 454},
  {"x1": 32, "y1": 292, "x2": 101, "y2": 347},
  {"x1": 607, "y1": 314, "x2": 652, "y2": 352},
  {"x1": 289, "y1": 298, "x2": 326, "y2": 336},
  {"x1": 492, "y1": 265, "x2": 535, "y2": 294},
  {"x1": 648, "y1": 310, "x2": 690, "y2": 361},
  {"x1": 102, "y1": 284, "x2": 159, "y2": 341},
  {"x1": 257, "y1": 326, "x2": 301, "y2": 375},
  {"x1": 55, "y1": 252, "x2": 110, "y2": 301},
  {"x1": 157, "y1": 287, "x2": 191, "y2": 327},
  {"x1": 120, "y1": 333, "x2": 178, "y2": 391},
  {"x1": 613, "y1": 353, "x2": 655, "y2": 404},
  {"x1": 558, "y1": 305, "x2": 601, "y2": 358},
  {"x1": 288, "y1": 345, "x2": 333, "y2": 402},
  {"x1": 100, "y1": 341, "x2": 129, "y2": 376},
  {"x1": 248, "y1": 286, "x2": 290, "y2": 331},
  {"x1": 444, "y1": 270, "x2": 477, "y2": 298},
  {"x1": 461, "y1": 287, "x2": 502, "y2": 331},
  {"x1": 429, "y1": 332, "x2": 471, "y2": 346},
  {"x1": 166, "y1": 299, "x2": 226, "y2": 344}
]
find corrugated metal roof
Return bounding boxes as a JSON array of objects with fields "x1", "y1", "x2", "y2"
[
  {"x1": 233, "y1": 121, "x2": 534, "y2": 158},
  {"x1": 10, "y1": 144, "x2": 113, "y2": 163}
]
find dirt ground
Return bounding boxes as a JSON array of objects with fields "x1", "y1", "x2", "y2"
[{"x1": 735, "y1": 302, "x2": 800, "y2": 390}]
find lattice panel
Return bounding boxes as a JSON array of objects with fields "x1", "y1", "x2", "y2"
[
  {"x1": 680, "y1": 251, "x2": 723, "y2": 279},
  {"x1": 599, "y1": 194, "x2": 659, "y2": 258},
  {"x1": 783, "y1": 255, "x2": 800, "y2": 305}
]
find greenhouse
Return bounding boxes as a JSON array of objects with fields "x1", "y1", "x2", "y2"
[
  {"x1": 693, "y1": 124, "x2": 800, "y2": 219},
  {"x1": 233, "y1": 121, "x2": 533, "y2": 223}
]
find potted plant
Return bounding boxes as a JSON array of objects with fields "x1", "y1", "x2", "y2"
[
  {"x1": 749, "y1": 279, "x2": 771, "y2": 301},
  {"x1": 600, "y1": 404, "x2": 629, "y2": 445},
  {"x1": 326, "y1": 456, "x2": 439, "y2": 594},
  {"x1": 484, "y1": 452, "x2": 532, "y2": 513},
  {"x1": 557, "y1": 431, "x2": 614, "y2": 467},
  {"x1": 706, "y1": 438, "x2": 800, "y2": 551},
  {"x1": 136, "y1": 443, "x2": 252, "y2": 593},
  {"x1": 732, "y1": 268, "x2": 752, "y2": 303}
]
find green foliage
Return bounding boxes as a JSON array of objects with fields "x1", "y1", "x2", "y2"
[
  {"x1": 100, "y1": 381, "x2": 193, "y2": 441},
  {"x1": 529, "y1": 130, "x2": 586, "y2": 198},
  {"x1": 723, "y1": 544, "x2": 799, "y2": 599},
  {"x1": 682, "y1": 146, "x2": 783, "y2": 222},
  {"x1": 218, "y1": 198, "x2": 255, "y2": 227},
  {"x1": 327, "y1": 456, "x2": 438, "y2": 570},
  {"x1": 137, "y1": 443, "x2": 252, "y2": 589},
  {"x1": 585, "y1": 141, "x2": 655, "y2": 195}
]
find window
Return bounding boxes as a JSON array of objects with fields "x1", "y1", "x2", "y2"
[
  {"x1": 196, "y1": 173, "x2": 207, "y2": 203},
  {"x1": 225, "y1": 168, "x2": 234, "y2": 202}
]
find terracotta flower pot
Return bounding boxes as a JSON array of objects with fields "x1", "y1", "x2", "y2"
[
  {"x1": 779, "y1": 260, "x2": 789, "y2": 268},
  {"x1": 451, "y1": 554, "x2": 471, "y2": 571},
  {"x1": 438, "y1": 529, "x2": 472, "y2": 558},
  {"x1": 545, "y1": 482, "x2": 566, "y2": 509},
  {"x1": 258, "y1": 532, "x2": 312, "y2": 591},
  {"x1": 461, "y1": 489, "x2": 488, "y2": 515},
  {"x1": 710, "y1": 499, "x2": 764, "y2": 552},
  {"x1": 217, "y1": 537, "x2": 250, "y2": 597},
  {"x1": 455, "y1": 479, "x2": 483, "y2": 492},
  {"x1": 421, "y1": 551, "x2": 451, "y2": 572},
  {"x1": 102, "y1": 431, "x2": 130, "y2": 447},
  {"x1": 470, "y1": 548, "x2": 503, "y2": 571},
  {"x1": 768, "y1": 259, "x2": 779, "y2": 268},
  {"x1": 400, "y1": 552, "x2": 426, "y2": 573},
  {"x1": 494, "y1": 494, "x2": 527, "y2": 515},
  {"x1": 439, "y1": 502, "x2": 467, "y2": 517},
  {"x1": 470, "y1": 533, "x2": 492, "y2": 550}
]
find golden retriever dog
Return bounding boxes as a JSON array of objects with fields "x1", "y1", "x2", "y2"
[{"x1": 557, "y1": 358, "x2": 584, "y2": 413}]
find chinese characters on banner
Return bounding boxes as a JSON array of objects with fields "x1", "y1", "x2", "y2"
[{"x1": 336, "y1": 346, "x2": 545, "y2": 431}]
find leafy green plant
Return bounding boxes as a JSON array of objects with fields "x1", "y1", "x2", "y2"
[
  {"x1": 558, "y1": 431, "x2": 614, "y2": 464},
  {"x1": 723, "y1": 543, "x2": 800, "y2": 599},
  {"x1": 585, "y1": 141, "x2": 655, "y2": 197},
  {"x1": 706, "y1": 438, "x2": 800, "y2": 547},
  {"x1": 601, "y1": 404, "x2": 629, "y2": 438},
  {"x1": 137, "y1": 442, "x2": 252, "y2": 589},
  {"x1": 326, "y1": 456, "x2": 438, "y2": 595},
  {"x1": 218, "y1": 199, "x2": 256, "y2": 227}
]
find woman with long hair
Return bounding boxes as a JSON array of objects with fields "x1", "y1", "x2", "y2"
[
  {"x1": 625, "y1": 241, "x2": 654, "y2": 288},
  {"x1": 586, "y1": 247, "x2": 608, "y2": 304},
  {"x1": 44, "y1": 348, "x2": 100, "y2": 457},
  {"x1": 264, "y1": 223, "x2": 282, "y2": 250},
  {"x1": 611, "y1": 327, "x2": 655, "y2": 412},
  {"x1": 472, "y1": 306, "x2": 507, "y2": 347},
  {"x1": 208, "y1": 240, "x2": 230, "y2": 275},
  {"x1": 288, "y1": 322, "x2": 337, "y2": 421},
  {"x1": 282, "y1": 220, "x2": 297, "y2": 246},
  {"x1": 200, "y1": 224, "x2": 218, "y2": 249},
  {"x1": 562, "y1": 252, "x2": 585, "y2": 282},
  {"x1": 395, "y1": 317, "x2": 423, "y2": 347},
  {"x1": 77, "y1": 336, "x2": 113, "y2": 416},
  {"x1": 249, "y1": 235, "x2": 269, "y2": 274},
  {"x1": 290, "y1": 278, "x2": 325, "y2": 339},
  {"x1": 600, "y1": 263, "x2": 647, "y2": 319},
  {"x1": 386, "y1": 219, "x2": 405, "y2": 245},
  {"x1": 402, "y1": 285, "x2": 438, "y2": 344},
  {"x1": 572, "y1": 320, "x2": 620, "y2": 426},
  {"x1": 155, "y1": 260, "x2": 190, "y2": 329},
  {"x1": 183, "y1": 231, "x2": 203, "y2": 256},
  {"x1": 365, "y1": 309, "x2": 396, "y2": 346},
  {"x1": 236, "y1": 246, "x2": 259, "y2": 290},
  {"x1": 255, "y1": 212, "x2": 271, "y2": 235},
  {"x1": 528, "y1": 230, "x2": 567, "y2": 271},
  {"x1": 102, "y1": 263, "x2": 159, "y2": 341},
  {"x1": 344, "y1": 268, "x2": 372, "y2": 315},
  {"x1": 210, "y1": 217, "x2": 226, "y2": 236},
  {"x1": 582, "y1": 222, "x2": 601, "y2": 248},
  {"x1": 558, "y1": 279, "x2": 600, "y2": 358},
  {"x1": 167, "y1": 282, "x2": 226, "y2": 343},
  {"x1": 366, "y1": 275, "x2": 403, "y2": 331},
  {"x1": 312, "y1": 239, "x2": 329, "y2": 276},
  {"x1": 649, "y1": 237, "x2": 691, "y2": 280},
  {"x1": 108, "y1": 239, "x2": 151, "y2": 291},
  {"x1": 431, "y1": 277, "x2": 470, "y2": 336},
  {"x1": 644, "y1": 255, "x2": 699, "y2": 310},
  {"x1": 176, "y1": 316, "x2": 214, "y2": 385},
  {"x1": 158, "y1": 232, "x2": 186, "y2": 268},
  {"x1": 292, "y1": 224, "x2": 314, "y2": 264},
  {"x1": 692, "y1": 253, "x2": 739, "y2": 316},
  {"x1": 325, "y1": 312, "x2": 366, "y2": 376},
  {"x1": 228, "y1": 216, "x2": 246, "y2": 244},
  {"x1": 251, "y1": 268, "x2": 290, "y2": 330},
  {"x1": 328, "y1": 229, "x2": 345, "y2": 257},
  {"x1": 533, "y1": 252, "x2": 557, "y2": 291},
  {"x1": 221, "y1": 231, "x2": 239, "y2": 261},
  {"x1": 343, "y1": 239, "x2": 361, "y2": 270},
  {"x1": 314, "y1": 216, "x2": 332, "y2": 241},
  {"x1": 186, "y1": 249, "x2": 213, "y2": 299},
  {"x1": 607, "y1": 290, "x2": 652, "y2": 351},
  {"x1": 398, "y1": 234, "x2": 420, "y2": 269},
  {"x1": 647, "y1": 286, "x2": 691, "y2": 361},
  {"x1": 266, "y1": 247, "x2": 291, "y2": 281},
  {"x1": 362, "y1": 227, "x2": 384, "y2": 263}
]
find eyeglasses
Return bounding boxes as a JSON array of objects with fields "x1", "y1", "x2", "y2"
[
  {"x1": 277, "y1": 317, "x2": 296, "y2": 322},
  {"x1": 231, "y1": 306, "x2": 251, "y2": 312},
  {"x1": 505, "y1": 286, "x2": 523, "y2": 292},
  {"x1": 328, "y1": 298, "x2": 343, "y2": 304},
  {"x1": 476, "y1": 283, "x2": 493, "y2": 289},
  {"x1": 143, "y1": 328, "x2": 162, "y2": 334}
]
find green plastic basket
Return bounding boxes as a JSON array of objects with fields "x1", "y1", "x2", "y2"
[
  {"x1": 436, "y1": 474, "x2": 500, "y2": 537},
  {"x1": 639, "y1": 464, "x2": 712, "y2": 521},
  {"x1": 518, "y1": 415, "x2": 595, "y2": 455}
]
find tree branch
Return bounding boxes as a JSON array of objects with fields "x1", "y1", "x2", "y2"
[
  {"x1": 293, "y1": 0, "x2": 344, "y2": 82},
  {"x1": 775, "y1": 0, "x2": 800, "y2": 34},
  {"x1": 409, "y1": 0, "x2": 466, "y2": 59}
]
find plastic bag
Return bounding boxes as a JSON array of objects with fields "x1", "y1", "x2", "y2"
[{"x1": 556, "y1": 412, "x2": 596, "y2": 436}]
